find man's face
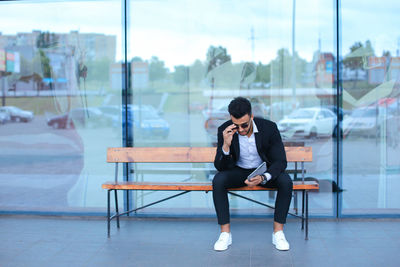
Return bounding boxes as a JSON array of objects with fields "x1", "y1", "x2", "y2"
[{"x1": 231, "y1": 114, "x2": 253, "y2": 136}]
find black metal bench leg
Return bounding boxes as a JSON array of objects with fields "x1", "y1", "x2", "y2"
[
  {"x1": 301, "y1": 190, "x2": 305, "y2": 230},
  {"x1": 114, "y1": 189, "x2": 120, "y2": 228},
  {"x1": 305, "y1": 190, "x2": 309, "y2": 240},
  {"x1": 294, "y1": 191, "x2": 298, "y2": 215},
  {"x1": 107, "y1": 189, "x2": 111, "y2": 238}
]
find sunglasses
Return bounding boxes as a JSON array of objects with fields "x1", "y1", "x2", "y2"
[{"x1": 233, "y1": 120, "x2": 251, "y2": 129}]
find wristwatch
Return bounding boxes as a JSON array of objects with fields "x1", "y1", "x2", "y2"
[{"x1": 260, "y1": 174, "x2": 267, "y2": 185}]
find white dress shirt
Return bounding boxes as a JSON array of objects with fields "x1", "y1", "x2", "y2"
[{"x1": 222, "y1": 120, "x2": 271, "y2": 181}]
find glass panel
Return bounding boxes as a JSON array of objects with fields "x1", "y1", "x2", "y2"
[
  {"x1": 341, "y1": 1, "x2": 400, "y2": 214},
  {"x1": 0, "y1": 0, "x2": 123, "y2": 213},
  {"x1": 128, "y1": 0, "x2": 336, "y2": 216}
]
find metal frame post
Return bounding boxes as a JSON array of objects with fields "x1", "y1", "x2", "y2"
[
  {"x1": 114, "y1": 189, "x2": 120, "y2": 229},
  {"x1": 301, "y1": 190, "x2": 305, "y2": 230},
  {"x1": 305, "y1": 190, "x2": 309, "y2": 240},
  {"x1": 294, "y1": 162, "x2": 298, "y2": 214},
  {"x1": 107, "y1": 190, "x2": 111, "y2": 237}
]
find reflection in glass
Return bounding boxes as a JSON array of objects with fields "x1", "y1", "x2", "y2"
[
  {"x1": 342, "y1": 1, "x2": 400, "y2": 214},
  {"x1": 2, "y1": 0, "x2": 396, "y2": 217},
  {"x1": 0, "y1": 0, "x2": 122, "y2": 213},
  {"x1": 278, "y1": 107, "x2": 336, "y2": 139},
  {"x1": 128, "y1": 0, "x2": 336, "y2": 217}
]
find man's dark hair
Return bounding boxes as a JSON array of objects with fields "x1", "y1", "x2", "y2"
[{"x1": 228, "y1": 97, "x2": 252, "y2": 119}]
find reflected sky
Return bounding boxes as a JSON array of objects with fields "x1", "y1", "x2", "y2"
[
  {"x1": 129, "y1": 0, "x2": 335, "y2": 67},
  {"x1": 0, "y1": 0, "x2": 399, "y2": 70}
]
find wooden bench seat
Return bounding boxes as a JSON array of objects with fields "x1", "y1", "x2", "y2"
[
  {"x1": 102, "y1": 146, "x2": 318, "y2": 239},
  {"x1": 102, "y1": 181, "x2": 319, "y2": 191}
]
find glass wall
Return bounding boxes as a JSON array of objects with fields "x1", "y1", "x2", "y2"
[
  {"x1": 127, "y1": 0, "x2": 336, "y2": 217},
  {"x1": 0, "y1": 0, "x2": 399, "y2": 217},
  {"x1": 341, "y1": 0, "x2": 400, "y2": 215},
  {"x1": 0, "y1": 0, "x2": 123, "y2": 213}
]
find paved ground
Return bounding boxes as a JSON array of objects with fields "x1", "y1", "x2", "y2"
[{"x1": 1, "y1": 215, "x2": 399, "y2": 267}]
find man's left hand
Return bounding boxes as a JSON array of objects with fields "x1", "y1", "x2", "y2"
[{"x1": 245, "y1": 175, "x2": 263, "y2": 187}]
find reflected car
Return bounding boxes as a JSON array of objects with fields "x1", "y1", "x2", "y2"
[
  {"x1": 0, "y1": 106, "x2": 34, "y2": 122},
  {"x1": 264, "y1": 101, "x2": 300, "y2": 121},
  {"x1": 128, "y1": 105, "x2": 170, "y2": 139},
  {"x1": 278, "y1": 107, "x2": 336, "y2": 139},
  {"x1": 47, "y1": 107, "x2": 108, "y2": 129},
  {"x1": 189, "y1": 101, "x2": 207, "y2": 113},
  {"x1": 324, "y1": 105, "x2": 350, "y2": 120},
  {"x1": 0, "y1": 110, "x2": 11, "y2": 124},
  {"x1": 98, "y1": 105, "x2": 121, "y2": 127},
  {"x1": 99, "y1": 104, "x2": 170, "y2": 139},
  {"x1": 343, "y1": 107, "x2": 383, "y2": 137},
  {"x1": 203, "y1": 104, "x2": 230, "y2": 137}
]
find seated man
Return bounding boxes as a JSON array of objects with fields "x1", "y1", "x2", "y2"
[{"x1": 212, "y1": 97, "x2": 293, "y2": 251}]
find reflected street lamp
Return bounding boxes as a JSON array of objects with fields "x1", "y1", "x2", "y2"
[{"x1": 291, "y1": 0, "x2": 297, "y2": 108}]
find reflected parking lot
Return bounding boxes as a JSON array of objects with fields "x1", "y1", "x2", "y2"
[{"x1": 0, "y1": 107, "x2": 399, "y2": 212}]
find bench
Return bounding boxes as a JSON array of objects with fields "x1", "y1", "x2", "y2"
[{"x1": 102, "y1": 146, "x2": 318, "y2": 239}]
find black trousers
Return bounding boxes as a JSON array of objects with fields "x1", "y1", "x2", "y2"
[{"x1": 212, "y1": 166, "x2": 293, "y2": 225}]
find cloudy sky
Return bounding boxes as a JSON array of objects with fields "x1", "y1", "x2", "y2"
[{"x1": 0, "y1": 0, "x2": 399, "y2": 70}]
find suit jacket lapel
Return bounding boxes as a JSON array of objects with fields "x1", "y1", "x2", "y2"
[
  {"x1": 232, "y1": 133, "x2": 240, "y2": 159},
  {"x1": 255, "y1": 131, "x2": 263, "y2": 154},
  {"x1": 254, "y1": 119, "x2": 263, "y2": 155}
]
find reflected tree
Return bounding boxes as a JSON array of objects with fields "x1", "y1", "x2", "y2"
[
  {"x1": 132, "y1": 56, "x2": 143, "y2": 63},
  {"x1": 86, "y1": 57, "x2": 111, "y2": 83},
  {"x1": 343, "y1": 42, "x2": 363, "y2": 90},
  {"x1": 271, "y1": 48, "x2": 307, "y2": 88},
  {"x1": 36, "y1": 32, "x2": 59, "y2": 49},
  {"x1": 39, "y1": 50, "x2": 52, "y2": 80},
  {"x1": 205, "y1": 45, "x2": 231, "y2": 87},
  {"x1": 206, "y1": 46, "x2": 231, "y2": 74},
  {"x1": 205, "y1": 45, "x2": 231, "y2": 111},
  {"x1": 343, "y1": 40, "x2": 375, "y2": 92},
  {"x1": 148, "y1": 56, "x2": 168, "y2": 83},
  {"x1": 173, "y1": 65, "x2": 189, "y2": 85},
  {"x1": 32, "y1": 50, "x2": 53, "y2": 90},
  {"x1": 254, "y1": 62, "x2": 271, "y2": 86},
  {"x1": 240, "y1": 62, "x2": 256, "y2": 88},
  {"x1": 189, "y1": 60, "x2": 205, "y2": 86},
  {"x1": 35, "y1": 31, "x2": 58, "y2": 90}
]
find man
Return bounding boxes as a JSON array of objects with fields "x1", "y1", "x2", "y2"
[{"x1": 212, "y1": 97, "x2": 293, "y2": 251}]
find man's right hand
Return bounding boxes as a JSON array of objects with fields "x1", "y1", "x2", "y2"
[{"x1": 222, "y1": 124, "x2": 237, "y2": 152}]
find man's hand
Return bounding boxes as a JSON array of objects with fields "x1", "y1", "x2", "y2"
[
  {"x1": 245, "y1": 175, "x2": 263, "y2": 187},
  {"x1": 222, "y1": 124, "x2": 237, "y2": 152}
]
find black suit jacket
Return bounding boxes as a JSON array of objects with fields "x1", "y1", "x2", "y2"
[{"x1": 214, "y1": 117, "x2": 287, "y2": 181}]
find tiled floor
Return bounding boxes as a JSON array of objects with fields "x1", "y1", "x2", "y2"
[{"x1": 1, "y1": 215, "x2": 399, "y2": 267}]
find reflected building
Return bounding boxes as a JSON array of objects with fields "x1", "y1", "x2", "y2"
[{"x1": 0, "y1": 30, "x2": 116, "y2": 94}]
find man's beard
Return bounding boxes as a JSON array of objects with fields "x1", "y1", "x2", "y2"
[{"x1": 238, "y1": 121, "x2": 252, "y2": 136}]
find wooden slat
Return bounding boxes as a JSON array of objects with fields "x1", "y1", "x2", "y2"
[
  {"x1": 107, "y1": 146, "x2": 312, "y2": 163},
  {"x1": 285, "y1": 146, "x2": 312, "y2": 162},
  {"x1": 107, "y1": 147, "x2": 215, "y2": 163},
  {"x1": 102, "y1": 181, "x2": 319, "y2": 191},
  {"x1": 129, "y1": 168, "x2": 304, "y2": 175}
]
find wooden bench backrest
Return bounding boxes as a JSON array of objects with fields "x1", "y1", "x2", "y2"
[{"x1": 107, "y1": 146, "x2": 312, "y2": 163}]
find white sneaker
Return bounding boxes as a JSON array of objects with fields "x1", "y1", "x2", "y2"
[
  {"x1": 214, "y1": 232, "x2": 232, "y2": 251},
  {"x1": 272, "y1": 231, "x2": 290, "y2": 251}
]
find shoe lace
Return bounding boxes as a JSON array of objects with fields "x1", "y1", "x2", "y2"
[
  {"x1": 276, "y1": 233, "x2": 286, "y2": 242},
  {"x1": 218, "y1": 234, "x2": 228, "y2": 243}
]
